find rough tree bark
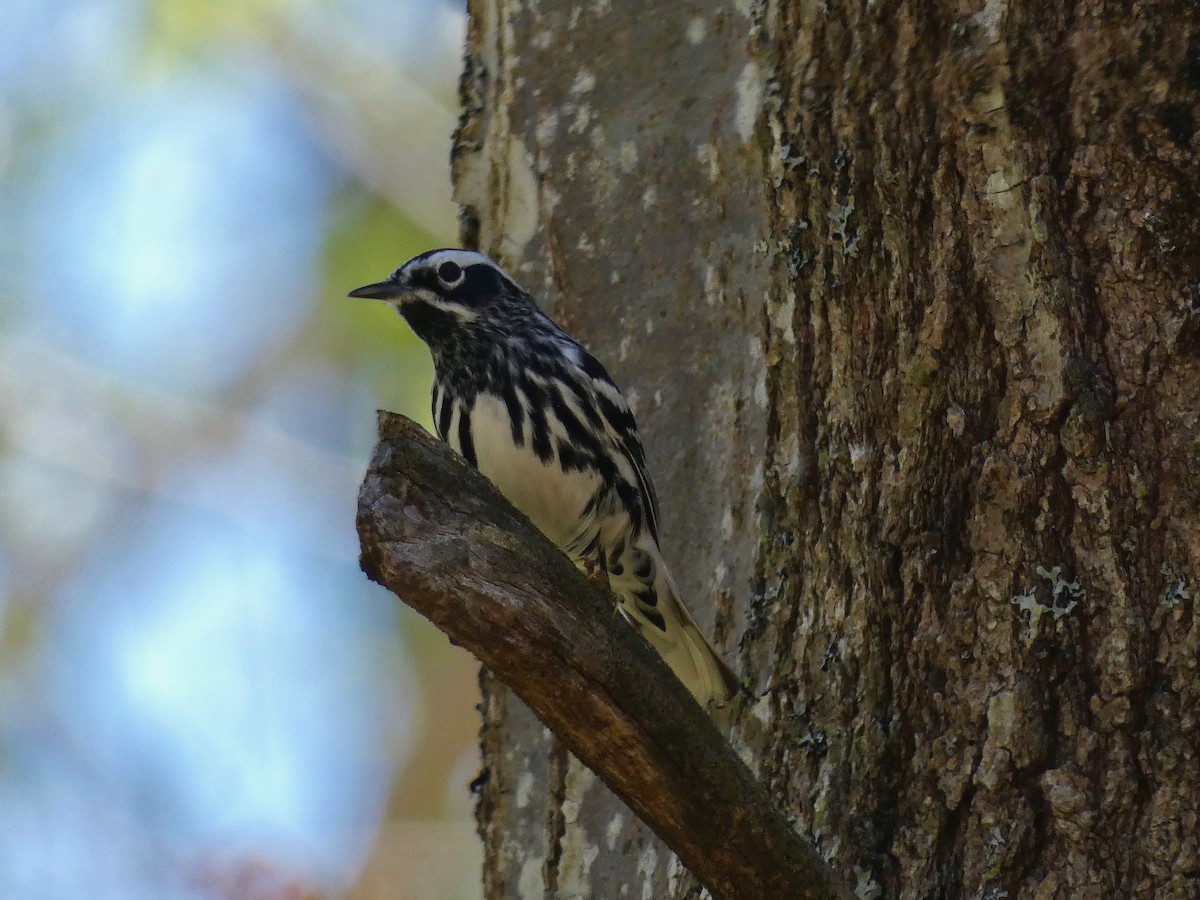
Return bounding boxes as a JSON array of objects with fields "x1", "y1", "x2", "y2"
[{"x1": 449, "y1": 1, "x2": 1200, "y2": 897}]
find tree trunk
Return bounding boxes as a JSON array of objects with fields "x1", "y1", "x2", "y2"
[{"x1": 450, "y1": 1, "x2": 1200, "y2": 897}]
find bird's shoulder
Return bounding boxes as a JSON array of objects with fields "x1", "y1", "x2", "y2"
[{"x1": 562, "y1": 342, "x2": 636, "y2": 435}]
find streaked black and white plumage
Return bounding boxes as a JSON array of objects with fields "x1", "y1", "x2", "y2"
[{"x1": 350, "y1": 248, "x2": 738, "y2": 705}]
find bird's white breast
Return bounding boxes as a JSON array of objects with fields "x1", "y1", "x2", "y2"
[{"x1": 457, "y1": 392, "x2": 601, "y2": 549}]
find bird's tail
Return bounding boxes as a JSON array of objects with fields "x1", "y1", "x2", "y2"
[{"x1": 617, "y1": 545, "x2": 739, "y2": 706}]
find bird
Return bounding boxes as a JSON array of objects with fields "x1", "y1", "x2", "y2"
[{"x1": 350, "y1": 248, "x2": 739, "y2": 706}]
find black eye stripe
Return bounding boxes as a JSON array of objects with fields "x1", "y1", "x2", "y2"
[{"x1": 438, "y1": 261, "x2": 463, "y2": 283}]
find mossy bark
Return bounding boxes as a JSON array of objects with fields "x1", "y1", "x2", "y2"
[{"x1": 453, "y1": 1, "x2": 1200, "y2": 897}]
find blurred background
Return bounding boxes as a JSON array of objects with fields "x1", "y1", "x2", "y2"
[{"x1": 0, "y1": 1, "x2": 483, "y2": 898}]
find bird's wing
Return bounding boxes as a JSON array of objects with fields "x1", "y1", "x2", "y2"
[{"x1": 571, "y1": 347, "x2": 662, "y2": 543}]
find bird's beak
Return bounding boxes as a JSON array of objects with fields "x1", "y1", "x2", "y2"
[{"x1": 348, "y1": 280, "x2": 405, "y2": 300}]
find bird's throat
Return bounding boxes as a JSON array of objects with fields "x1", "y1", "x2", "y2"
[{"x1": 400, "y1": 299, "x2": 461, "y2": 346}]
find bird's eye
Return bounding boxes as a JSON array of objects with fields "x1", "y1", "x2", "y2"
[{"x1": 437, "y1": 261, "x2": 463, "y2": 284}]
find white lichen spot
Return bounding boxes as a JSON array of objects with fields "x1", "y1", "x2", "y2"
[
  {"x1": 854, "y1": 865, "x2": 884, "y2": 900},
  {"x1": 744, "y1": 331, "x2": 763, "y2": 360},
  {"x1": 735, "y1": 60, "x2": 764, "y2": 142},
  {"x1": 695, "y1": 141, "x2": 720, "y2": 182},
  {"x1": 750, "y1": 458, "x2": 765, "y2": 501},
  {"x1": 984, "y1": 168, "x2": 1021, "y2": 211},
  {"x1": 828, "y1": 199, "x2": 860, "y2": 256},
  {"x1": 721, "y1": 509, "x2": 734, "y2": 541},
  {"x1": 571, "y1": 70, "x2": 597, "y2": 94},
  {"x1": 501, "y1": 137, "x2": 540, "y2": 254},
  {"x1": 1035, "y1": 564, "x2": 1084, "y2": 616},
  {"x1": 540, "y1": 187, "x2": 562, "y2": 226},
  {"x1": 515, "y1": 770, "x2": 535, "y2": 809},
  {"x1": 1181, "y1": 285, "x2": 1200, "y2": 318},
  {"x1": 654, "y1": 389, "x2": 662, "y2": 407},
  {"x1": 686, "y1": 15, "x2": 707, "y2": 44},
  {"x1": 754, "y1": 369, "x2": 768, "y2": 409},
  {"x1": 584, "y1": 844, "x2": 602, "y2": 880},
  {"x1": 849, "y1": 443, "x2": 872, "y2": 472},
  {"x1": 558, "y1": 842, "x2": 599, "y2": 895},
  {"x1": 532, "y1": 29, "x2": 553, "y2": 50},
  {"x1": 518, "y1": 856, "x2": 544, "y2": 899},
  {"x1": 643, "y1": 320, "x2": 655, "y2": 336},
  {"x1": 1159, "y1": 564, "x2": 1192, "y2": 609},
  {"x1": 946, "y1": 403, "x2": 966, "y2": 436},
  {"x1": 703, "y1": 265, "x2": 721, "y2": 305},
  {"x1": 1010, "y1": 565, "x2": 1084, "y2": 643},
  {"x1": 569, "y1": 102, "x2": 593, "y2": 134},
  {"x1": 637, "y1": 844, "x2": 659, "y2": 899},
  {"x1": 610, "y1": 270, "x2": 621, "y2": 285},
  {"x1": 562, "y1": 796, "x2": 581, "y2": 825},
  {"x1": 536, "y1": 110, "x2": 559, "y2": 147},
  {"x1": 618, "y1": 334, "x2": 632, "y2": 361},
  {"x1": 576, "y1": 233, "x2": 595, "y2": 255},
  {"x1": 666, "y1": 855, "x2": 685, "y2": 892},
  {"x1": 1009, "y1": 587, "x2": 1046, "y2": 641},
  {"x1": 753, "y1": 689, "x2": 773, "y2": 726},
  {"x1": 974, "y1": 0, "x2": 1007, "y2": 40},
  {"x1": 605, "y1": 812, "x2": 624, "y2": 850},
  {"x1": 555, "y1": 759, "x2": 600, "y2": 892},
  {"x1": 567, "y1": 757, "x2": 596, "y2": 797},
  {"x1": 714, "y1": 560, "x2": 728, "y2": 583},
  {"x1": 641, "y1": 185, "x2": 658, "y2": 210},
  {"x1": 770, "y1": 290, "x2": 796, "y2": 344},
  {"x1": 619, "y1": 140, "x2": 639, "y2": 173},
  {"x1": 986, "y1": 825, "x2": 1007, "y2": 851}
]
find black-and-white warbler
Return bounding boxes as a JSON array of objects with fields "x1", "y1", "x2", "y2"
[{"x1": 350, "y1": 249, "x2": 738, "y2": 705}]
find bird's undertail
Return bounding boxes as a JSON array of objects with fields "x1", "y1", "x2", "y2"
[
  {"x1": 657, "y1": 599, "x2": 741, "y2": 706},
  {"x1": 619, "y1": 553, "x2": 740, "y2": 706}
]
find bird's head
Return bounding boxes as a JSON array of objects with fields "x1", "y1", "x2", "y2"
[{"x1": 348, "y1": 249, "x2": 528, "y2": 346}]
